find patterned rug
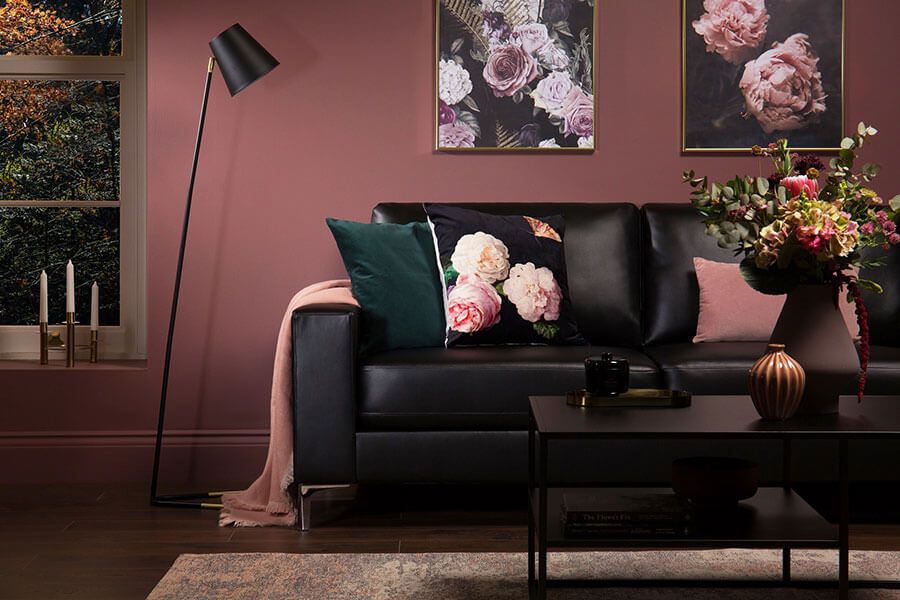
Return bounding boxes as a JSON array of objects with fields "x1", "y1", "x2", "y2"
[{"x1": 148, "y1": 550, "x2": 900, "y2": 599}]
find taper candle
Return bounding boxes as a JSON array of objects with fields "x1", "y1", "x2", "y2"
[
  {"x1": 90, "y1": 282, "x2": 99, "y2": 331},
  {"x1": 39, "y1": 271, "x2": 48, "y2": 323},
  {"x1": 66, "y1": 260, "x2": 75, "y2": 314}
]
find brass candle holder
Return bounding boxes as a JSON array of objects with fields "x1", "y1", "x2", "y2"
[
  {"x1": 90, "y1": 330, "x2": 99, "y2": 363},
  {"x1": 66, "y1": 312, "x2": 76, "y2": 368},
  {"x1": 39, "y1": 322, "x2": 49, "y2": 365}
]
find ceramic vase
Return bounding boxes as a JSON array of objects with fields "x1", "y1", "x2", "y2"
[
  {"x1": 748, "y1": 344, "x2": 806, "y2": 420},
  {"x1": 769, "y1": 284, "x2": 859, "y2": 415}
]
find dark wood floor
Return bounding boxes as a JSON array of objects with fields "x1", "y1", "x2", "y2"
[{"x1": 0, "y1": 483, "x2": 898, "y2": 600}]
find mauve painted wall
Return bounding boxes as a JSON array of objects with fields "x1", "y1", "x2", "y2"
[{"x1": 2, "y1": 0, "x2": 899, "y2": 483}]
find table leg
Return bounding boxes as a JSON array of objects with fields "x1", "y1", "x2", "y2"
[
  {"x1": 528, "y1": 416, "x2": 535, "y2": 599},
  {"x1": 783, "y1": 438, "x2": 792, "y2": 583},
  {"x1": 839, "y1": 438, "x2": 849, "y2": 600},
  {"x1": 538, "y1": 436, "x2": 548, "y2": 600}
]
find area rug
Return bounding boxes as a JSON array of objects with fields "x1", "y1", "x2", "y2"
[{"x1": 147, "y1": 550, "x2": 900, "y2": 599}]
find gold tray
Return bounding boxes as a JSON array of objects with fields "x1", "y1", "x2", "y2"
[{"x1": 566, "y1": 388, "x2": 692, "y2": 408}]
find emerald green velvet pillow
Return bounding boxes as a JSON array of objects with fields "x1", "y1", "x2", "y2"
[{"x1": 327, "y1": 218, "x2": 446, "y2": 353}]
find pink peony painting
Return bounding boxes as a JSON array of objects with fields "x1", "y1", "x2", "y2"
[
  {"x1": 436, "y1": 0, "x2": 595, "y2": 151},
  {"x1": 683, "y1": 0, "x2": 843, "y2": 151}
]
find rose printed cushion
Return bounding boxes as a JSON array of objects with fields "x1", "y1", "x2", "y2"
[{"x1": 424, "y1": 204, "x2": 583, "y2": 347}]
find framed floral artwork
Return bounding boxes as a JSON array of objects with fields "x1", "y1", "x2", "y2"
[
  {"x1": 682, "y1": 0, "x2": 844, "y2": 152},
  {"x1": 436, "y1": 0, "x2": 596, "y2": 152}
]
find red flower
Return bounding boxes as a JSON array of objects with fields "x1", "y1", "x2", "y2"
[{"x1": 844, "y1": 279, "x2": 870, "y2": 402}]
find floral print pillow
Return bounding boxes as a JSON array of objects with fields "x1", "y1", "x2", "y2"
[{"x1": 425, "y1": 204, "x2": 583, "y2": 346}]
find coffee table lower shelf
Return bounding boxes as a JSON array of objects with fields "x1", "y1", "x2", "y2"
[
  {"x1": 529, "y1": 487, "x2": 837, "y2": 549},
  {"x1": 528, "y1": 486, "x2": 900, "y2": 597}
]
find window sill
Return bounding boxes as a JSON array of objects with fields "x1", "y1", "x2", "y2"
[{"x1": 0, "y1": 359, "x2": 147, "y2": 371}]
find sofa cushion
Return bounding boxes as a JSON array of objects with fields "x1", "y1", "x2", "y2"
[
  {"x1": 424, "y1": 204, "x2": 583, "y2": 346},
  {"x1": 359, "y1": 346, "x2": 662, "y2": 431},
  {"x1": 645, "y1": 342, "x2": 768, "y2": 394},
  {"x1": 327, "y1": 218, "x2": 446, "y2": 353},
  {"x1": 648, "y1": 342, "x2": 900, "y2": 397},
  {"x1": 642, "y1": 204, "x2": 745, "y2": 346},
  {"x1": 372, "y1": 203, "x2": 643, "y2": 347},
  {"x1": 861, "y1": 246, "x2": 900, "y2": 347},
  {"x1": 694, "y1": 257, "x2": 860, "y2": 342}
]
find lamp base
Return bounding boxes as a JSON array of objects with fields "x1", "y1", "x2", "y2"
[{"x1": 151, "y1": 490, "x2": 238, "y2": 510}]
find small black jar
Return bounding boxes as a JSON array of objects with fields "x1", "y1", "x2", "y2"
[{"x1": 585, "y1": 353, "x2": 629, "y2": 396}]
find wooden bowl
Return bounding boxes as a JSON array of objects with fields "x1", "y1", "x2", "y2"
[{"x1": 672, "y1": 457, "x2": 759, "y2": 507}]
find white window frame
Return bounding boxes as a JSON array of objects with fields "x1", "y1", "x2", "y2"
[{"x1": 0, "y1": 0, "x2": 146, "y2": 360}]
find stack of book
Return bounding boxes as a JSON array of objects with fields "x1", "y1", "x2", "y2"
[{"x1": 561, "y1": 490, "x2": 693, "y2": 538}]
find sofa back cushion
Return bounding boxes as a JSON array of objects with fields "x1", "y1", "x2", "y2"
[
  {"x1": 642, "y1": 203, "x2": 743, "y2": 346},
  {"x1": 372, "y1": 203, "x2": 642, "y2": 347},
  {"x1": 862, "y1": 246, "x2": 900, "y2": 347}
]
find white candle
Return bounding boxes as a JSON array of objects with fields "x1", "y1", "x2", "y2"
[
  {"x1": 91, "y1": 282, "x2": 99, "y2": 331},
  {"x1": 39, "y1": 271, "x2": 48, "y2": 323},
  {"x1": 66, "y1": 260, "x2": 75, "y2": 314}
]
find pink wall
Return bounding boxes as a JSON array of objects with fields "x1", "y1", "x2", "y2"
[{"x1": 2, "y1": 0, "x2": 900, "y2": 483}]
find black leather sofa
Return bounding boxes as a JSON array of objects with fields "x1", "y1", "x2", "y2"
[{"x1": 292, "y1": 203, "x2": 900, "y2": 526}]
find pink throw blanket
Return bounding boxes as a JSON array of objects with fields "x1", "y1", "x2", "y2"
[{"x1": 219, "y1": 280, "x2": 358, "y2": 527}]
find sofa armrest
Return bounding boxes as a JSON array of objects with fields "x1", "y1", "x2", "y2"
[{"x1": 292, "y1": 303, "x2": 360, "y2": 485}]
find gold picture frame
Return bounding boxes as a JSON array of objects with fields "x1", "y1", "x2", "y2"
[
  {"x1": 434, "y1": 0, "x2": 597, "y2": 153},
  {"x1": 681, "y1": 0, "x2": 845, "y2": 153}
]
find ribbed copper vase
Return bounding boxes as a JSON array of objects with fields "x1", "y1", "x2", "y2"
[{"x1": 748, "y1": 344, "x2": 806, "y2": 421}]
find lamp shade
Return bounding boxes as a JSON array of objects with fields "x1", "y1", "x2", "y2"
[{"x1": 209, "y1": 23, "x2": 279, "y2": 96}]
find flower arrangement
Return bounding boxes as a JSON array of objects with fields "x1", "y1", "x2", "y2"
[{"x1": 684, "y1": 123, "x2": 900, "y2": 399}]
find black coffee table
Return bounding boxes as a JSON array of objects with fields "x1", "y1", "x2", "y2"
[{"x1": 527, "y1": 395, "x2": 900, "y2": 599}]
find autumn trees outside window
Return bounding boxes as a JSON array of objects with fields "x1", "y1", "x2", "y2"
[{"x1": 0, "y1": 0, "x2": 145, "y2": 358}]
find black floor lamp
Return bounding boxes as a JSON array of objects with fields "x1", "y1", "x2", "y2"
[{"x1": 150, "y1": 24, "x2": 279, "y2": 509}]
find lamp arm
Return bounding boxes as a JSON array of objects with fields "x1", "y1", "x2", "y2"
[{"x1": 150, "y1": 58, "x2": 216, "y2": 505}]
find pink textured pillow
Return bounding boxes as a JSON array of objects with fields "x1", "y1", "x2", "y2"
[{"x1": 693, "y1": 257, "x2": 858, "y2": 343}]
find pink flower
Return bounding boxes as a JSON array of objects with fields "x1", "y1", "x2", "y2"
[
  {"x1": 531, "y1": 71, "x2": 574, "y2": 117},
  {"x1": 860, "y1": 222, "x2": 875, "y2": 235},
  {"x1": 559, "y1": 87, "x2": 594, "y2": 138},
  {"x1": 483, "y1": 43, "x2": 539, "y2": 98},
  {"x1": 890, "y1": 233, "x2": 900, "y2": 245},
  {"x1": 739, "y1": 34, "x2": 827, "y2": 135},
  {"x1": 780, "y1": 175, "x2": 819, "y2": 200},
  {"x1": 513, "y1": 23, "x2": 552, "y2": 55},
  {"x1": 439, "y1": 123, "x2": 476, "y2": 148},
  {"x1": 503, "y1": 263, "x2": 562, "y2": 323},
  {"x1": 692, "y1": 0, "x2": 769, "y2": 65},
  {"x1": 447, "y1": 274, "x2": 502, "y2": 333},
  {"x1": 883, "y1": 220, "x2": 897, "y2": 235},
  {"x1": 876, "y1": 210, "x2": 890, "y2": 225}
]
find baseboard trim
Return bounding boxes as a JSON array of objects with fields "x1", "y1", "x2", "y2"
[
  {"x1": 0, "y1": 429, "x2": 271, "y2": 484},
  {"x1": 0, "y1": 429, "x2": 269, "y2": 447}
]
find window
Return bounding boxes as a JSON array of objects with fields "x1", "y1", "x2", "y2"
[{"x1": 0, "y1": 0, "x2": 145, "y2": 359}]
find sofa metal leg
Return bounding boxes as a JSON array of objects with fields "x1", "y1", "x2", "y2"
[
  {"x1": 298, "y1": 484, "x2": 352, "y2": 531},
  {"x1": 300, "y1": 490, "x2": 313, "y2": 532}
]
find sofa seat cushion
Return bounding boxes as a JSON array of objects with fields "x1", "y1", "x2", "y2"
[
  {"x1": 359, "y1": 346, "x2": 662, "y2": 431},
  {"x1": 648, "y1": 342, "x2": 900, "y2": 396},
  {"x1": 645, "y1": 342, "x2": 768, "y2": 394}
]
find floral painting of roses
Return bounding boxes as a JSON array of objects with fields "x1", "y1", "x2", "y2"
[
  {"x1": 683, "y1": 0, "x2": 843, "y2": 152},
  {"x1": 436, "y1": 0, "x2": 595, "y2": 151}
]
